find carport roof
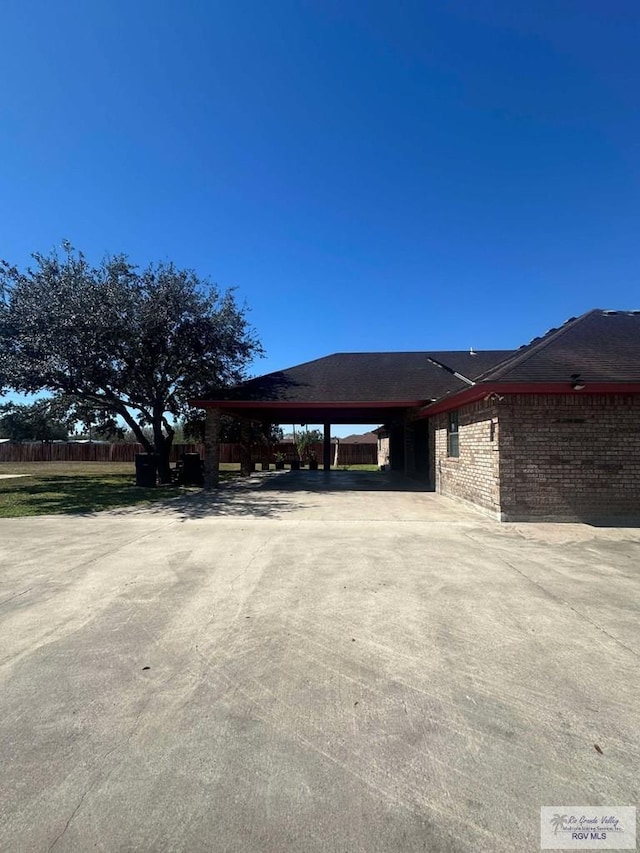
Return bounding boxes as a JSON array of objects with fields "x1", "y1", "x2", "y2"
[
  {"x1": 191, "y1": 309, "x2": 640, "y2": 423},
  {"x1": 191, "y1": 349, "x2": 512, "y2": 423}
]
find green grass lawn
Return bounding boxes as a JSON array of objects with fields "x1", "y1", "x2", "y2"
[
  {"x1": 0, "y1": 462, "x2": 241, "y2": 518},
  {"x1": 0, "y1": 462, "x2": 382, "y2": 518},
  {"x1": 333, "y1": 464, "x2": 379, "y2": 471}
]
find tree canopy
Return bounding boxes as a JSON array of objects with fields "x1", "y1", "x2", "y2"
[
  {"x1": 294, "y1": 427, "x2": 323, "y2": 461},
  {"x1": 0, "y1": 243, "x2": 263, "y2": 480},
  {"x1": 181, "y1": 411, "x2": 283, "y2": 446},
  {"x1": 0, "y1": 401, "x2": 72, "y2": 443}
]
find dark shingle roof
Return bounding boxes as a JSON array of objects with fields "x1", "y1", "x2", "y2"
[
  {"x1": 478, "y1": 309, "x2": 640, "y2": 383},
  {"x1": 196, "y1": 310, "x2": 640, "y2": 416},
  {"x1": 217, "y1": 350, "x2": 513, "y2": 404},
  {"x1": 339, "y1": 432, "x2": 379, "y2": 444}
]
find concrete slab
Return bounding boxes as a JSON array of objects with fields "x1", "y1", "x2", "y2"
[
  {"x1": 0, "y1": 474, "x2": 638, "y2": 852},
  {"x1": 114, "y1": 470, "x2": 490, "y2": 524}
]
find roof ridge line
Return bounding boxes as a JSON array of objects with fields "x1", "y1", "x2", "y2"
[
  {"x1": 260, "y1": 349, "x2": 514, "y2": 368},
  {"x1": 473, "y1": 309, "x2": 600, "y2": 382}
]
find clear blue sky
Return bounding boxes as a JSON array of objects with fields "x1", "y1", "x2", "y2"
[{"x1": 2, "y1": 1, "x2": 639, "y2": 433}]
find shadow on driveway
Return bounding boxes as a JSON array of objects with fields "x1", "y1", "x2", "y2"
[
  {"x1": 256, "y1": 470, "x2": 430, "y2": 492},
  {"x1": 112, "y1": 470, "x2": 468, "y2": 523}
]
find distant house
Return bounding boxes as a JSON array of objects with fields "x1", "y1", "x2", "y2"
[
  {"x1": 192, "y1": 309, "x2": 640, "y2": 522},
  {"x1": 338, "y1": 432, "x2": 378, "y2": 444}
]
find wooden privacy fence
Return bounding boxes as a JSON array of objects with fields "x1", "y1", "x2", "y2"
[
  {"x1": 243, "y1": 442, "x2": 377, "y2": 465},
  {"x1": 0, "y1": 442, "x2": 206, "y2": 463},
  {"x1": 0, "y1": 441, "x2": 378, "y2": 466}
]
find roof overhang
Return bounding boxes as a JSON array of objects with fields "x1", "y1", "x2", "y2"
[
  {"x1": 418, "y1": 382, "x2": 640, "y2": 417},
  {"x1": 190, "y1": 381, "x2": 640, "y2": 423},
  {"x1": 189, "y1": 399, "x2": 429, "y2": 425}
]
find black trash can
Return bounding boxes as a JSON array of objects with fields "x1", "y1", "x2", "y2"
[
  {"x1": 135, "y1": 453, "x2": 158, "y2": 487},
  {"x1": 179, "y1": 452, "x2": 204, "y2": 486}
]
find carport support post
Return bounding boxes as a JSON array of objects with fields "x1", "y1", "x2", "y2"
[
  {"x1": 323, "y1": 423, "x2": 331, "y2": 471},
  {"x1": 404, "y1": 423, "x2": 416, "y2": 477},
  {"x1": 240, "y1": 419, "x2": 252, "y2": 476},
  {"x1": 203, "y1": 407, "x2": 221, "y2": 489}
]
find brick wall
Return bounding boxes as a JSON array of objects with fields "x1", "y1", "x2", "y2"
[
  {"x1": 431, "y1": 394, "x2": 640, "y2": 521},
  {"x1": 431, "y1": 400, "x2": 501, "y2": 516},
  {"x1": 376, "y1": 432, "x2": 390, "y2": 468},
  {"x1": 499, "y1": 394, "x2": 640, "y2": 521}
]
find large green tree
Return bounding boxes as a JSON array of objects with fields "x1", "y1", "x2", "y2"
[
  {"x1": 0, "y1": 243, "x2": 262, "y2": 482},
  {"x1": 0, "y1": 400, "x2": 72, "y2": 442},
  {"x1": 294, "y1": 427, "x2": 323, "y2": 461},
  {"x1": 181, "y1": 411, "x2": 283, "y2": 445}
]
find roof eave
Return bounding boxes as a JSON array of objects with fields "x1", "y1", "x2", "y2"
[
  {"x1": 418, "y1": 381, "x2": 640, "y2": 417},
  {"x1": 190, "y1": 399, "x2": 430, "y2": 410}
]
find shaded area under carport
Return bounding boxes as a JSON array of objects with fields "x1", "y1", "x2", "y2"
[
  {"x1": 256, "y1": 470, "x2": 430, "y2": 493},
  {"x1": 111, "y1": 469, "x2": 485, "y2": 523}
]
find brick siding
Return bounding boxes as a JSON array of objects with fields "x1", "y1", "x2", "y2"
[
  {"x1": 431, "y1": 400, "x2": 501, "y2": 517},
  {"x1": 499, "y1": 394, "x2": 640, "y2": 521},
  {"x1": 431, "y1": 394, "x2": 640, "y2": 521}
]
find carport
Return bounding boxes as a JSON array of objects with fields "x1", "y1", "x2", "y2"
[
  {"x1": 191, "y1": 349, "x2": 511, "y2": 488},
  {"x1": 194, "y1": 397, "x2": 422, "y2": 487}
]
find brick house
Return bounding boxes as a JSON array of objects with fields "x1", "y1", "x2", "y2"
[{"x1": 193, "y1": 309, "x2": 640, "y2": 522}]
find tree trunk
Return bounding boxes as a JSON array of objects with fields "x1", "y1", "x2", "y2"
[
  {"x1": 115, "y1": 403, "x2": 154, "y2": 454},
  {"x1": 156, "y1": 444, "x2": 173, "y2": 484},
  {"x1": 152, "y1": 418, "x2": 173, "y2": 484}
]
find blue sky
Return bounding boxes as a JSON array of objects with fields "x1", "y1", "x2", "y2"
[{"x1": 2, "y1": 1, "x2": 639, "y2": 434}]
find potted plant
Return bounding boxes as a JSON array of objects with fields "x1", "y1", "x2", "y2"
[
  {"x1": 294, "y1": 426, "x2": 323, "y2": 471},
  {"x1": 274, "y1": 451, "x2": 285, "y2": 471}
]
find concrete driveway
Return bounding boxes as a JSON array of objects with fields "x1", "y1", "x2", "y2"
[{"x1": 1, "y1": 471, "x2": 639, "y2": 852}]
